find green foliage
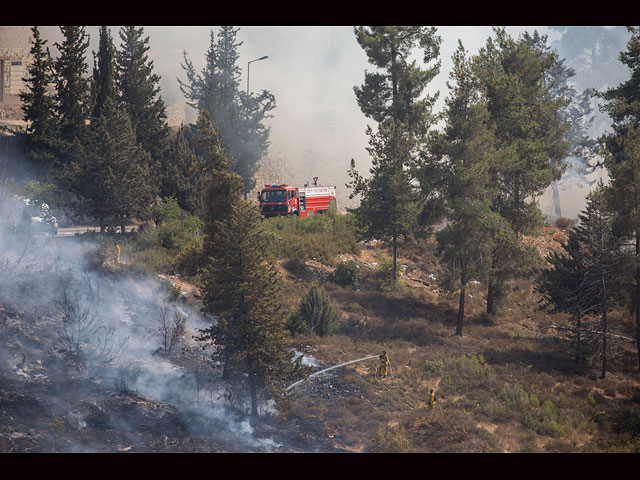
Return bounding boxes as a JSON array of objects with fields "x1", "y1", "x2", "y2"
[
  {"x1": 441, "y1": 354, "x2": 494, "y2": 393},
  {"x1": 67, "y1": 96, "x2": 156, "y2": 230},
  {"x1": 376, "y1": 258, "x2": 401, "y2": 291},
  {"x1": 199, "y1": 200, "x2": 301, "y2": 415},
  {"x1": 180, "y1": 26, "x2": 275, "y2": 196},
  {"x1": 349, "y1": 27, "x2": 442, "y2": 281},
  {"x1": 152, "y1": 196, "x2": 181, "y2": 226},
  {"x1": 285, "y1": 310, "x2": 307, "y2": 335},
  {"x1": 424, "y1": 358, "x2": 443, "y2": 374},
  {"x1": 296, "y1": 283, "x2": 337, "y2": 336},
  {"x1": 333, "y1": 260, "x2": 361, "y2": 287},
  {"x1": 262, "y1": 210, "x2": 360, "y2": 265},
  {"x1": 115, "y1": 26, "x2": 170, "y2": 167},
  {"x1": 160, "y1": 125, "x2": 205, "y2": 214},
  {"x1": 54, "y1": 26, "x2": 91, "y2": 144},
  {"x1": 19, "y1": 27, "x2": 56, "y2": 141}
]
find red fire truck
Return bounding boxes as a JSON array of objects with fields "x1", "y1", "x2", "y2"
[{"x1": 258, "y1": 177, "x2": 337, "y2": 218}]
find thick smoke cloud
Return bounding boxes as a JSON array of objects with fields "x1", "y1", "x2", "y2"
[{"x1": 0, "y1": 186, "x2": 285, "y2": 451}]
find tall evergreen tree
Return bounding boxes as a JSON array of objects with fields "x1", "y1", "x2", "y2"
[
  {"x1": 572, "y1": 187, "x2": 621, "y2": 378},
  {"x1": 598, "y1": 27, "x2": 640, "y2": 368},
  {"x1": 53, "y1": 26, "x2": 90, "y2": 146},
  {"x1": 159, "y1": 124, "x2": 205, "y2": 214},
  {"x1": 90, "y1": 26, "x2": 117, "y2": 119},
  {"x1": 20, "y1": 26, "x2": 57, "y2": 170},
  {"x1": 180, "y1": 27, "x2": 275, "y2": 198},
  {"x1": 20, "y1": 26, "x2": 55, "y2": 139},
  {"x1": 199, "y1": 200, "x2": 302, "y2": 416},
  {"x1": 472, "y1": 28, "x2": 571, "y2": 313},
  {"x1": 523, "y1": 30, "x2": 598, "y2": 218},
  {"x1": 115, "y1": 26, "x2": 170, "y2": 173},
  {"x1": 348, "y1": 26, "x2": 442, "y2": 281},
  {"x1": 430, "y1": 41, "x2": 500, "y2": 336},
  {"x1": 68, "y1": 96, "x2": 155, "y2": 232}
]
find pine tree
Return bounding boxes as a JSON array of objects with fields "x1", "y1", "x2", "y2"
[
  {"x1": 598, "y1": 27, "x2": 640, "y2": 369},
  {"x1": 19, "y1": 26, "x2": 57, "y2": 170},
  {"x1": 90, "y1": 26, "x2": 117, "y2": 119},
  {"x1": 572, "y1": 187, "x2": 621, "y2": 378},
  {"x1": 473, "y1": 28, "x2": 571, "y2": 313},
  {"x1": 199, "y1": 200, "x2": 301, "y2": 416},
  {"x1": 115, "y1": 26, "x2": 170, "y2": 173},
  {"x1": 53, "y1": 26, "x2": 90, "y2": 146},
  {"x1": 537, "y1": 228, "x2": 594, "y2": 365},
  {"x1": 348, "y1": 119, "x2": 417, "y2": 282},
  {"x1": 348, "y1": 26, "x2": 442, "y2": 281},
  {"x1": 68, "y1": 96, "x2": 155, "y2": 232},
  {"x1": 430, "y1": 41, "x2": 500, "y2": 336},
  {"x1": 20, "y1": 26, "x2": 55, "y2": 139},
  {"x1": 159, "y1": 124, "x2": 205, "y2": 214},
  {"x1": 180, "y1": 27, "x2": 275, "y2": 199},
  {"x1": 298, "y1": 283, "x2": 337, "y2": 336}
]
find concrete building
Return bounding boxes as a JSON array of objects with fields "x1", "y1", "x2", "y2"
[{"x1": 0, "y1": 26, "x2": 33, "y2": 104}]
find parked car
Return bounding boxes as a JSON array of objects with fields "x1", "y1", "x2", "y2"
[{"x1": 21, "y1": 197, "x2": 58, "y2": 235}]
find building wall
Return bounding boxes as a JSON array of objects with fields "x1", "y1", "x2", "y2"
[{"x1": 0, "y1": 26, "x2": 33, "y2": 103}]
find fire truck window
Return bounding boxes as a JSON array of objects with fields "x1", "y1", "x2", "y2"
[{"x1": 262, "y1": 190, "x2": 286, "y2": 202}]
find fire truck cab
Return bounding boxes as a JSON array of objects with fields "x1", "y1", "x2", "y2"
[{"x1": 258, "y1": 178, "x2": 336, "y2": 218}]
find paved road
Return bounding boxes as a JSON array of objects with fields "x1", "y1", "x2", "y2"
[{"x1": 55, "y1": 226, "x2": 138, "y2": 237}]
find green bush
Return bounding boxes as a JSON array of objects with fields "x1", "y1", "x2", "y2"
[
  {"x1": 285, "y1": 310, "x2": 307, "y2": 335},
  {"x1": 152, "y1": 196, "x2": 181, "y2": 226},
  {"x1": 333, "y1": 260, "x2": 361, "y2": 286},
  {"x1": 297, "y1": 283, "x2": 337, "y2": 336},
  {"x1": 262, "y1": 211, "x2": 360, "y2": 265},
  {"x1": 376, "y1": 259, "x2": 401, "y2": 291},
  {"x1": 424, "y1": 358, "x2": 444, "y2": 374},
  {"x1": 441, "y1": 354, "x2": 495, "y2": 394}
]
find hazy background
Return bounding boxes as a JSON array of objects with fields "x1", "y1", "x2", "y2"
[{"x1": 40, "y1": 26, "x2": 632, "y2": 218}]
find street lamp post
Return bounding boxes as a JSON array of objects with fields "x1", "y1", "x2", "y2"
[{"x1": 247, "y1": 55, "x2": 269, "y2": 94}]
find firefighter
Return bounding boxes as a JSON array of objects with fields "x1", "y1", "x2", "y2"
[
  {"x1": 428, "y1": 389, "x2": 437, "y2": 409},
  {"x1": 378, "y1": 351, "x2": 390, "y2": 378},
  {"x1": 113, "y1": 240, "x2": 120, "y2": 265}
]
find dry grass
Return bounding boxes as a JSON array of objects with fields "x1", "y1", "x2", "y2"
[{"x1": 280, "y1": 227, "x2": 640, "y2": 452}]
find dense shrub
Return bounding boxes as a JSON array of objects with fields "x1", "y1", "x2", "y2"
[
  {"x1": 294, "y1": 283, "x2": 337, "y2": 336},
  {"x1": 333, "y1": 260, "x2": 361, "y2": 286},
  {"x1": 132, "y1": 214, "x2": 204, "y2": 275},
  {"x1": 262, "y1": 211, "x2": 360, "y2": 265},
  {"x1": 376, "y1": 258, "x2": 401, "y2": 291},
  {"x1": 152, "y1": 196, "x2": 181, "y2": 227},
  {"x1": 285, "y1": 310, "x2": 307, "y2": 335}
]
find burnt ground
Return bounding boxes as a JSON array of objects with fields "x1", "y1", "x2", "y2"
[{"x1": 0, "y1": 301, "x2": 351, "y2": 453}]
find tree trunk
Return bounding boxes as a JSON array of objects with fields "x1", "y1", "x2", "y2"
[
  {"x1": 121, "y1": 218, "x2": 126, "y2": 236},
  {"x1": 601, "y1": 299, "x2": 608, "y2": 379},
  {"x1": 487, "y1": 253, "x2": 497, "y2": 314},
  {"x1": 575, "y1": 313, "x2": 582, "y2": 365},
  {"x1": 552, "y1": 180, "x2": 562, "y2": 218},
  {"x1": 456, "y1": 254, "x2": 467, "y2": 336},
  {"x1": 99, "y1": 217, "x2": 105, "y2": 234},
  {"x1": 250, "y1": 377, "x2": 258, "y2": 417},
  {"x1": 601, "y1": 250, "x2": 608, "y2": 379},
  {"x1": 636, "y1": 233, "x2": 640, "y2": 369},
  {"x1": 392, "y1": 233, "x2": 397, "y2": 281}
]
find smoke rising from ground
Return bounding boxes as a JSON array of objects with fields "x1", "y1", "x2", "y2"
[{"x1": 0, "y1": 187, "x2": 287, "y2": 451}]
